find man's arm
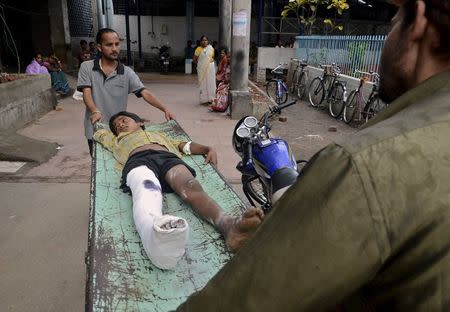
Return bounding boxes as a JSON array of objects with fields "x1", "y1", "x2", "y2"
[
  {"x1": 77, "y1": 63, "x2": 102, "y2": 124},
  {"x1": 178, "y1": 142, "x2": 217, "y2": 166},
  {"x1": 127, "y1": 69, "x2": 175, "y2": 121},
  {"x1": 141, "y1": 89, "x2": 175, "y2": 121},
  {"x1": 177, "y1": 144, "x2": 384, "y2": 311},
  {"x1": 82, "y1": 88, "x2": 102, "y2": 124}
]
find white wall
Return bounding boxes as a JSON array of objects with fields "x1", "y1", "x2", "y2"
[
  {"x1": 111, "y1": 15, "x2": 259, "y2": 57},
  {"x1": 257, "y1": 47, "x2": 296, "y2": 69},
  {"x1": 112, "y1": 15, "x2": 220, "y2": 57}
]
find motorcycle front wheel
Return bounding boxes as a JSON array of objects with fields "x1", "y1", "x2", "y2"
[{"x1": 242, "y1": 175, "x2": 270, "y2": 208}]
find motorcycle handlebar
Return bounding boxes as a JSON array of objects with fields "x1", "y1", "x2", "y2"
[{"x1": 270, "y1": 100, "x2": 297, "y2": 114}]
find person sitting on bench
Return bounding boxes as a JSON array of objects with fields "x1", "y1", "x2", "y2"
[{"x1": 93, "y1": 111, "x2": 264, "y2": 270}]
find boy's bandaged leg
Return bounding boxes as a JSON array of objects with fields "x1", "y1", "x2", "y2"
[{"x1": 126, "y1": 166, "x2": 189, "y2": 270}]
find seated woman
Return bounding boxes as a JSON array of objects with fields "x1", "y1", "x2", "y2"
[
  {"x1": 93, "y1": 111, "x2": 263, "y2": 270},
  {"x1": 208, "y1": 47, "x2": 230, "y2": 113},
  {"x1": 43, "y1": 53, "x2": 71, "y2": 96},
  {"x1": 25, "y1": 52, "x2": 49, "y2": 75}
]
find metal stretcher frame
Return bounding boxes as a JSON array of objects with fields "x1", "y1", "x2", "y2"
[{"x1": 86, "y1": 120, "x2": 245, "y2": 311}]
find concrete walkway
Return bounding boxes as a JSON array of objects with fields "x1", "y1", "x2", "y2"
[
  {"x1": 0, "y1": 73, "x2": 356, "y2": 311},
  {"x1": 0, "y1": 73, "x2": 244, "y2": 312}
]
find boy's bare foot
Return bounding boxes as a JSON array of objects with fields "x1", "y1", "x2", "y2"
[
  {"x1": 160, "y1": 218, "x2": 186, "y2": 230},
  {"x1": 224, "y1": 207, "x2": 264, "y2": 252}
]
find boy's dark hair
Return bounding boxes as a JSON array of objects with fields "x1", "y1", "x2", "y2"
[
  {"x1": 34, "y1": 51, "x2": 43, "y2": 58},
  {"x1": 96, "y1": 28, "x2": 118, "y2": 44},
  {"x1": 80, "y1": 40, "x2": 87, "y2": 45},
  {"x1": 109, "y1": 111, "x2": 145, "y2": 136}
]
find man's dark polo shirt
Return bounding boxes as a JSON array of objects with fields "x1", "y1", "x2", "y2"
[{"x1": 77, "y1": 58, "x2": 145, "y2": 139}]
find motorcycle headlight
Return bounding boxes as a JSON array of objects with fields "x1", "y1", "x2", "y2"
[
  {"x1": 243, "y1": 116, "x2": 258, "y2": 129},
  {"x1": 236, "y1": 126, "x2": 251, "y2": 138}
]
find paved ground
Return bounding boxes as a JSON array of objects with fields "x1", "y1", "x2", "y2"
[{"x1": 0, "y1": 72, "x2": 357, "y2": 311}]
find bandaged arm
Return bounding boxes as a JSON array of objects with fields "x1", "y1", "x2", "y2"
[{"x1": 178, "y1": 142, "x2": 217, "y2": 166}]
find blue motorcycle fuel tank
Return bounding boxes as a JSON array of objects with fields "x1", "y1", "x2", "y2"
[{"x1": 252, "y1": 138, "x2": 297, "y2": 177}]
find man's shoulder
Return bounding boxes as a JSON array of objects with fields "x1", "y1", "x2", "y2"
[
  {"x1": 122, "y1": 64, "x2": 138, "y2": 75},
  {"x1": 338, "y1": 91, "x2": 450, "y2": 158},
  {"x1": 80, "y1": 60, "x2": 95, "y2": 70}
]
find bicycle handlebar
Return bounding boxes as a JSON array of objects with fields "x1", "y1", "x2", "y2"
[
  {"x1": 320, "y1": 63, "x2": 341, "y2": 75},
  {"x1": 355, "y1": 70, "x2": 379, "y2": 77},
  {"x1": 271, "y1": 63, "x2": 288, "y2": 73}
]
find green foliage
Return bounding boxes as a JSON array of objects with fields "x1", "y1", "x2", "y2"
[
  {"x1": 348, "y1": 42, "x2": 368, "y2": 66},
  {"x1": 281, "y1": 0, "x2": 350, "y2": 35}
]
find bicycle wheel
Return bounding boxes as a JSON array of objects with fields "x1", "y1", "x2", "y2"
[
  {"x1": 363, "y1": 95, "x2": 386, "y2": 123},
  {"x1": 279, "y1": 82, "x2": 289, "y2": 104},
  {"x1": 296, "y1": 72, "x2": 307, "y2": 100},
  {"x1": 308, "y1": 77, "x2": 325, "y2": 108},
  {"x1": 242, "y1": 175, "x2": 269, "y2": 207},
  {"x1": 343, "y1": 90, "x2": 358, "y2": 124},
  {"x1": 289, "y1": 70, "x2": 298, "y2": 94},
  {"x1": 266, "y1": 80, "x2": 278, "y2": 101},
  {"x1": 328, "y1": 82, "x2": 346, "y2": 118}
]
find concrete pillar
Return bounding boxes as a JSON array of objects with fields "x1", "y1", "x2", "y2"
[
  {"x1": 47, "y1": 0, "x2": 74, "y2": 70},
  {"x1": 219, "y1": 0, "x2": 232, "y2": 49},
  {"x1": 229, "y1": 0, "x2": 252, "y2": 119},
  {"x1": 105, "y1": 0, "x2": 114, "y2": 28},
  {"x1": 186, "y1": 0, "x2": 194, "y2": 41},
  {"x1": 95, "y1": 0, "x2": 105, "y2": 30}
]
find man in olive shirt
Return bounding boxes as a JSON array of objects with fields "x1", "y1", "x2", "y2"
[{"x1": 177, "y1": 0, "x2": 450, "y2": 310}]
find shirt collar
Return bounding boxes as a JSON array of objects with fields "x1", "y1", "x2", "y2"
[{"x1": 93, "y1": 58, "x2": 125, "y2": 75}]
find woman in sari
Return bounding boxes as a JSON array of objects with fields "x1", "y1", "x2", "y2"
[
  {"x1": 209, "y1": 47, "x2": 230, "y2": 113},
  {"x1": 43, "y1": 53, "x2": 71, "y2": 96},
  {"x1": 193, "y1": 35, "x2": 216, "y2": 104}
]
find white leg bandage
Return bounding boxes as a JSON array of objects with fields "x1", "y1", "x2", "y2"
[{"x1": 126, "y1": 165, "x2": 189, "y2": 270}]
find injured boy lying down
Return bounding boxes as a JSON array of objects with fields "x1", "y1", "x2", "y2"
[{"x1": 93, "y1": 111, "x2": 263, "y2": 269}]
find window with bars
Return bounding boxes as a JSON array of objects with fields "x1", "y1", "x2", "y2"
[{"x1": 67, "y1": 0, "x2": 93, "y2": 37}]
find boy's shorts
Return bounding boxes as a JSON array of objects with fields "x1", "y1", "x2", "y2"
[{"x1": 120, "y1": 149, "x2": 197, "y2": 194}]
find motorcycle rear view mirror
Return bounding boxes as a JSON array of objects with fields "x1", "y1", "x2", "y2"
[
  {"x1": 236, "y1": 126, "x2": 251, "y2": 138},
  {"x1": 243, "y1": 116, "x2": 258, "y2": 128}
]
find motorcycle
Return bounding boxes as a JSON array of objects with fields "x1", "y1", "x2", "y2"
[
  {"x1": 159, "y1": 45, "x2": 170, "y2": 73},
  {"x1": 232, "y1": 100, "x2": 307, "y2": 213}
]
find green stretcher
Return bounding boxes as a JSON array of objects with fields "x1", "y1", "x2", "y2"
[{"x1": 86, "y1": 120, "x2": 245, "y2": 311}]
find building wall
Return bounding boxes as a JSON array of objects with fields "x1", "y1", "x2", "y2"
[
  {"x1": 111, "y1": 15, "x2": 259, "y2": 57},
  {"x1": 111, "y1": 15, "x2": 219, "y2": 57}
]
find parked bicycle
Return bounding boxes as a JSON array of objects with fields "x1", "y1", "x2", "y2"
[
  {"x1": 308, "y1": 64, "x2": 347, "y2": 118},
  {"x1": 289, "y1": 59, "x2": 308, "y2": 100},
  {"x1": 266, "y1": 64, "x2": 289, "y2": 105},
  {"x1": 343, "y1": 70, "x2": 385, "y2": 124}
]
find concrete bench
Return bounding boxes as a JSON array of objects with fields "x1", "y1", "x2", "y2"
[
  {"x1": 0, "y1": 75, "x2": 56, "y2": 132},
  {"x1": 86, "y1": 120, "x2": 244, "y2": 311}
]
